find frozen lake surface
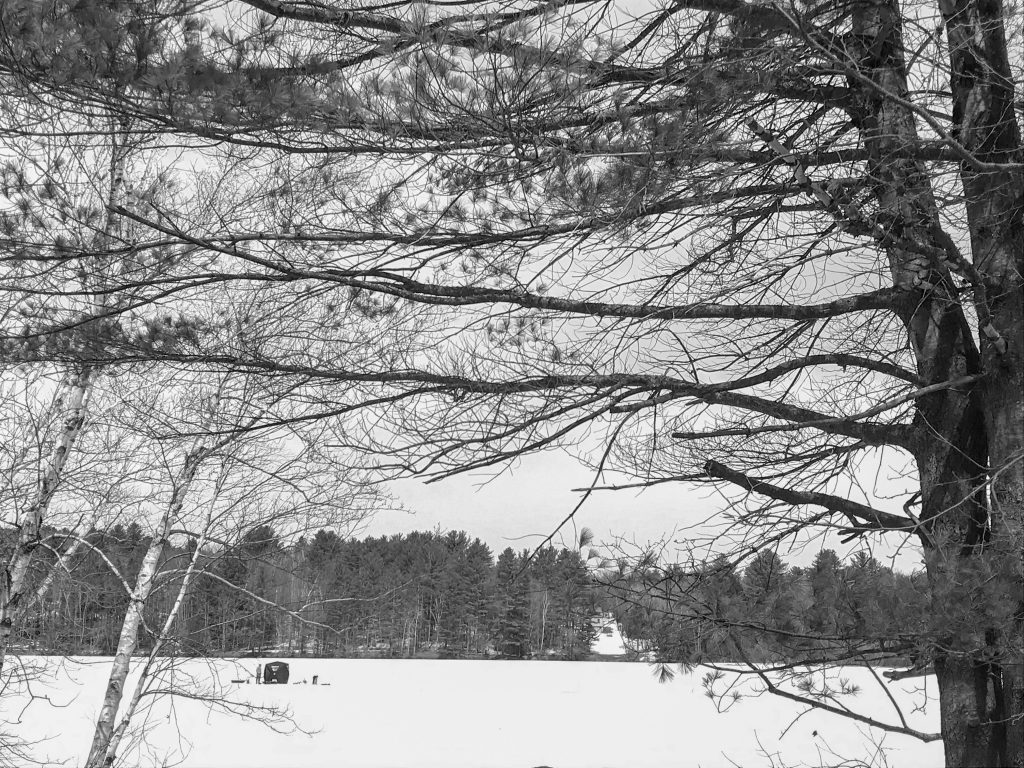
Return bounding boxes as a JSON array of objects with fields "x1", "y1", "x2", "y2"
[{"x1": 2, "y1": 656, "x2": 942, "y2": 767}]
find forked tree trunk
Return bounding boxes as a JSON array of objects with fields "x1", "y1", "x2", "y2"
[
  {"x1": 847, "y1": 0, "x2": 1023, "y2": 764},
  {"x1": 0, "y1": 366, "x2": 91, "y2": 677},
  {"x1": 101, "y1": 504, "x2": 213, "y2": 766},
  {"x1": 84, "y1": 448, "x2": 205, "y2": 768},
  {"x1": 939, "y1": 0, "x2": 1024, "y2": 763}
]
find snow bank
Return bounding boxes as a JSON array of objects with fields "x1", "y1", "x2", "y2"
[{"x1": 1, "y1": 657, "x2": 942, "y2": 767}]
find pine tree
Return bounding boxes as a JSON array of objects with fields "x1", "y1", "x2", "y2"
[
  {"x1": 808, "y1": 550, "x2": 843, "y2": 638},
  {"x1": 494, "y1": 548, "x2": 530, "y2": 659}
]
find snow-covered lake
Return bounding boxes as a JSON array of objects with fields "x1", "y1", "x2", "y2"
[{"x1": 2, "y1": 656, "x2": 942, "y2": 767}]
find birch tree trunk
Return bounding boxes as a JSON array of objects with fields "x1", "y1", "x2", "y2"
[
  {"x1": 83, "y1": 447, "x2": 206, "y2": 768},
  {"x1": 100, "y1": 500, "x2": 214, "y2": 766},
  {"x1": 2, "y1": 111, "x2": 128, "y2": 678},
  {"x1": 0, "y1": 366, "x2": 91, "y2": 676}
]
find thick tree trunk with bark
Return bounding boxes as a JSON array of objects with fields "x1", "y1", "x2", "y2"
[
  {"x1": 940, "y1": 0, "x2": 1024, "y2": 763},
  {"x1": 848, "y1": 0, "x2": 1023, "y2": 763}
]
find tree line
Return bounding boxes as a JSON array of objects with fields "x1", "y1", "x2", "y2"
[
  {"x1": 10, "y1": 516, "x2": 925, "y2": 669},
  {"x1": 605, "y1": 549, "x2": 926, "y2": 667},
  {"x1": 5, "y1": 525, "x2": 597, "y2": 660}
]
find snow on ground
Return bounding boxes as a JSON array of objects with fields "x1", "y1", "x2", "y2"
[
  {"x1": 2, "y1": 657, "x2": 942, "y2": 768},
  {"x1": 590, "y1": 615, "x2": 628, "y2": 656}
]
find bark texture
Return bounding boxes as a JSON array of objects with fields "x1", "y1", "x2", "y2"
[
  {"x1": 83, "y1": 448, "x2": 206, "y2": 768},
  {"x1": 937, "y1": 0, "x2": 1024, "y2": 763},
  {"x1": 0, "y1": 366, "x2": 91, "y2": 678},
  {"x1": 849, "y1": 1, "x2": 1022, "y2": 763}
]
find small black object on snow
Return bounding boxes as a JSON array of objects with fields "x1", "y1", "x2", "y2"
[{"x1": 263, "y1": 661, "x2": 290, "y2": 684}]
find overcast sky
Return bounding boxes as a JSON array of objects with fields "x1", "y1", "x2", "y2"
[
  {"x1": 362, "y1": 449, "x2": 926, "y2": 571},
  {"x1": 369, "y1": 449, "x2": 709, "y2": 556}
]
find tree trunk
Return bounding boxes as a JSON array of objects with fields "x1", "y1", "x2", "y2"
[
  {"x1": 935, "y1": 654, "x2": 1008, "y2": 767},
  {"x1": 0, "y1": 366, "x2": 91, "y2": 676},
  {"x1": 940, "y1": 0, "x2": 1024, "y2": 764},
  {"x1": 84, "y1": 449, "x2": 204, "y2": 768},
  {"x1": 101, "y1": 504, "x2": 212, "y2": 766},
  {"x1": 847, "y1": 0, "x2": 1023, "y2": 763}
]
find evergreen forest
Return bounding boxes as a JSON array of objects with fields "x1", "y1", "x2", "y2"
[
  {"x1": 605, "y1": 549, "x2": 927, "y2": 667},
  {"x1": 4, "y1": 527, "x2": 595, "y2": 660},
  {"x1": 6, "y1": 526, "x2": 922, "y2": 666}
]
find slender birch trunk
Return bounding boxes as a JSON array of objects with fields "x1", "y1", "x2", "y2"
[
  {"x1": 0, "y1": 366, "x2": 91, "y2": 677},
  {"x1": 2, "y1": 113, "x2": 128, "y2": 678},
  {"x1": 101, "y1": 500, "x2": 214, "y2": 766},
  {"x1": 84, "y1": 447, "x2": 206, "y2": 768}
]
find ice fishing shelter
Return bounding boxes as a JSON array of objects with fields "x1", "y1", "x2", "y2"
[{"x1": 263, "y1": 661, "x2": 290, "y2": 684}]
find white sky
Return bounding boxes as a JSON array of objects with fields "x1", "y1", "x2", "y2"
[
  {"x1": 365, "y1": 448, "x2": 927, "y2": 571},
  {"x1": 371, "y1": 449, "x2": 712, "y2": 555}
]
